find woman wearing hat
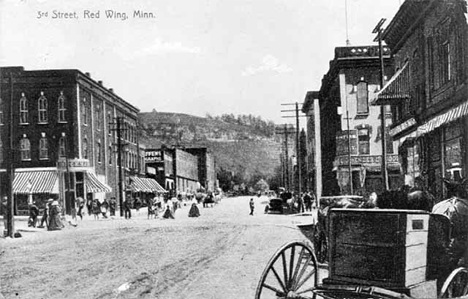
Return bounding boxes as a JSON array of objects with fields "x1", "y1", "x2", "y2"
[{"x1": 48, "y1": 200, "x2": 63, "y2": 230}]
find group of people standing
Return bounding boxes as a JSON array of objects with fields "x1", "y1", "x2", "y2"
[
  {"x1": 82, "y1": 197, "x2": 117, "y2": 220},
  {"x1": 29, "y1": 199, "x2": 64, "y2": 231}
]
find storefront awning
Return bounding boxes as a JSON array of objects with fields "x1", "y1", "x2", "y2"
[
  {"x1": 417, "y1": 101, "x2": 468, "y2": 135},
  {"x1": 128, "y1": 177, "x2": 167, "y2": 193},
  {"x1": 85, "y1": 172, "x2": 112, "y2": 193},
  {"x1": 372, "y1": 61, "x2": 410, "y2": 105},
  {"x1": 13, "y1": 171, "x2": 59, "y2": 194}
]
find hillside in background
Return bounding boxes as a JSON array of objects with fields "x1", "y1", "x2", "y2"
[{"x1": 138, "y1": 110, "x2": 282, "y2": 186}]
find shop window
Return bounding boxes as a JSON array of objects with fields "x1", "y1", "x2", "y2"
[
  {"x1": 38, "y1": 92, "x2": 48, "y2": 123},
  {"x1": 19, "y1": 93, "x2": 28, "y2": 124},
  {"x1": 358, "y1": 128, "x2": 370, "y2": 155},
  {"x1": 356, "y1": 81, "x2": 369, "y2": 115},
  {"x1": 59, "y1": 136, "x2": 66, "y2": 157},
  {"x1": 58, "y1": 92, "x2": 66, "y2": 122},
  {"x1": 20, "y1": 136, "x2": 31, "y2": 161},
  {"x1": 39, "y1": 133, "x2": 49, "y2": 160},
  {"x1": 444, "y1": 124, "x2": 463, "y2": 181}
]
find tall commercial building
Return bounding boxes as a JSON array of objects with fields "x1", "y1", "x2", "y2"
[{"x1": 0, "y1": 67, "x2": 144, "y2": 214}]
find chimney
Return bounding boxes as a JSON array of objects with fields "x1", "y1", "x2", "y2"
[
  {"x1": 98, "y1": 80, "x2": 103, "y2": 86},
  {"x1": 109, "y1": 88, "x2": 114, "y2": 93},
  {"x1": 85, "y1": 72, "x2": 91, "y2": 77}
]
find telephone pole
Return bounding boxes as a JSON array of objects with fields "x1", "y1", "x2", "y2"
[
  {"x1": 373, "y1": 18, "x2": 389, "y2": 191},
  {"x1": 276, "y1": 124, "x2": 295, "y2": 190},
  {"x1": 110, "y1": 116, "x2": 127, "y2": 217}
]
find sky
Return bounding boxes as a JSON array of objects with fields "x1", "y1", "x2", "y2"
[{"x1": 0, "y1": 0, "x2": 402, "y2": 125}]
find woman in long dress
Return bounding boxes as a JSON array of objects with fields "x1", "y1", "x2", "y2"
[{"x1": 48, "y1": 201, "x2": 63, "y2": 231}]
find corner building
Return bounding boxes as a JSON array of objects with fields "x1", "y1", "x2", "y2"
[{"x1": 0, "y1": 67, "x2": 143, "y2": 214}]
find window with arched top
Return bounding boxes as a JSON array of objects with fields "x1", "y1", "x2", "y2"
[
  {"x1": 39, "y1": 135, "x2": 49, "y2": 160},
  {"x1": 38, "y1": 93, "x2": 48, "y2": 123},
  {"x1": 58, "y1": 93, "x2": 66, "y2": 122},
  {"x1": 59, "y1": 136, "x2": 66, "y2": 157},
  {"x1": 19, "y1": 94, "x2": 28, "y2": 124},
  {"x1": 107, "y1": 112, "x2": 112, "y2": 136},
  {"x1": 95, "y1": 103, "x2": 102, "y2": 130},
  {"x1": 97, "y1": 141, "x2": 102, "y2": 163},
  {"x1": 0, "y1": 98, "x2": 3, "y2": 125},
  {"x1": 356, "y1": 81, "x2": 369, "y2": 114},
  {"x1": 83, "y1": 138, "x2": 88, "y2": 159},
  {"x1": 82, "y1": 99, "x2": 88, "y2": 125},
  {"x1": 109, "y1": 145, "x2": 113, "y2": 165},
  {"x1": 20, "y1": 137, "x2": 31, "y2": 161}
]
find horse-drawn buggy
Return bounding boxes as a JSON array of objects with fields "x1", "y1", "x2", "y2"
[{"x1": 255, "y1": 183, "x2": 468, "y2": 299}]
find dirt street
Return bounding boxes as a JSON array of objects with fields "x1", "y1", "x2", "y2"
[{"x1": 0, "y1": 196, "x2": 316, "y2": 299}]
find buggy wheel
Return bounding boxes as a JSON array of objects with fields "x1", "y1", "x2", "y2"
[
  {"x1": 255, "y1": 241, "x2": 318, "y2": 299},
  {"x1": 312, "y1": 227, "x2": 328, "y2": 264},
  {"x1": 440, "y1": 267, "x2": 468, "y2": 298}
]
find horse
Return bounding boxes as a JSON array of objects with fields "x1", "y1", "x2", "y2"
[
  {"x1": 432, "y1": 179, "x2": 468, "y2": 269},
  {"x1": 375, "y1": 185, "x2": 436, "y2": 212}
]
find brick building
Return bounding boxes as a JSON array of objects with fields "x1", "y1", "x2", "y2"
[
  {"x1": 0, "y1": 67, "x2": 144, "y2": 214},
  {"x1": 145, "y1": 146, "x2": 217, "y2": 196},
  {"x1": 374, "y1": 0, "x2": 468, "y2": 200},
  {"x1": 310, "y1": 46, "x2": 401, "y2": 196}
]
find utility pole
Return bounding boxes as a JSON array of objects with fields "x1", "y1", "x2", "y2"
[
  {"x1": 345, "y1": 110, "x2": 353, "y2": 195},
  {"x1": 110, "y1": 116, "x2": 127, "y2": 217},
  {"x1": 281, "y1": 102, "x2": 307, "y2": 196},
  {"x1": 5, "y1": 71, "x2": 15, "y2": 237},
  {"x1": 373, "y1": 18, "x2": 389, "y2": 191},
  {"x1": 295, "y1": 103, "x2": 301, "y2": 197},
  {"x1": 275, "y1": 124, "x2": 294, "y2": 190}
]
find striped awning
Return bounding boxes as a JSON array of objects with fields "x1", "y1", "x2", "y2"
[
  {"x1": 372, "y1": 61, "x2": 410, "y2": 105},
  {"x1": 129, "y1": 177, "x2": 167, "y2": 193},
  {"x1": 85, "y1": 172, "x2": 112, "y2": 193},
  {"x1": 13, "y1": 171, "x2": 59, "y2": 194},
  {"x1": 417, "y1": 101, "x2": 468, "y2": 135}
]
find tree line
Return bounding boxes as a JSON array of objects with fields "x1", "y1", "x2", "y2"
[{"x1": 206, "y1": 113, "x2": 276, "y2": 137}]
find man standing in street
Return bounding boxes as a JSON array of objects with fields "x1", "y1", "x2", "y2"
[
  {"x1": 109, "y1": 197, "x2": 117, "y2": 216},
  {"x1": 249, "y1": 198, "x2": 255, "y2": 216},
  {"x1": 124, "y1": 196, "x2": 132, "y2": 219}
]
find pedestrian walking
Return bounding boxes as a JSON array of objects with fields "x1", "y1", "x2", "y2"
[
  {"x1": 124, "y1": 197, "x2": 132, "y2": 219},
  {"x1": 303, "y1": 193, "x2": 312, "y2": 212},
  {"x1": 134, "y1": 197, "x2": 142, "y2": 213},
  {"x1": 162, "y1": 205, "x2": 175, "y2": 219},
  {"x1": 48, "y1": 200, "x2": 63, "y2": 231},
  {"x1": 92, "y1": 199, "x2": 100, "y2": 220},
  {"x1": 86, "y1": 198, "x2": 93, "y2": 216},
  {"x1": 76, "y1": 197, "x2": 84, "y2": 220},
  {"x1": 38, "y1": 199, "x2": 53, "y2": 229},
  {"x1": 249, "y1": 198, "x2": 255, "y2": 215},
  {"x1": 28, "y1": 202, "x2": 39, "y2": 228},
  {"x1": 100, "y1": 198, "x2": 109, "y2": 218},
  {"x1": 109, "y1": 197, "x2": 117, "y2": 216},
  {"x1": 1, "y1": 197, "x2": 7, "y2": 234}
]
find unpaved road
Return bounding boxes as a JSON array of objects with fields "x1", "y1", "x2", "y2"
[{"x1": 0, "y1": 196, "x2": 314, "y2": 299}]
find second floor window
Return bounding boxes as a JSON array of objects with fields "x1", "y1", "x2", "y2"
[
  {"x1": 95, "y1": 103, "x2": 102, "y2": 129},
  {"x1": 97, "y1": 141, "x2": 102, "y2": 163},
  {"x1": 82, "y1": 99, "x2": 88, "y2": 125},
  {"x1": 109, "y1": 145, "x2": 113, "y2": 165},
  {"x1": 0, "y1": 138, "x2": 3, "y2": 163},
  {"x1": 58, "y1": 92, "x2": 66, "y2": 122},
  {"x1": 20, "y1": 137, "x2": 31, "y2": 161},
  {"x1": 39, "y1": 135, "x2": 49, "y2": 160},
  {"x1": 356, "y1": 81, "x2": 369, "y2": 114},
  {"x1": 358, "y1": 128, "x2": 370, "y2": 155},
  {"x1": 19, "y1": 94, "x2": 28, "y2": 124},
  {"x1": 0, "y1": 98, "x2": 3, "y2": 125},
  {"x1": 59, "y1": 136, "x2": 66, "y2": 157},
  {"x1": 38, "y1": 93, "x2": 48, "y2": 123},
  {"x1": 83, "y1": 138, "x2": 88, "y2": 159}
]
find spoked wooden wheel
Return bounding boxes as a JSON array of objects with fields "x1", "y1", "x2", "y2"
[
  {"x1": 440, "y1": 267, "x2": 468, "y2": 298},
  {"x1": 255, "y1": 241, "x2": 318, "y2": 299},
  {"x1": 312, "y1": 226, "x2": 328, "y2": 264}
]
